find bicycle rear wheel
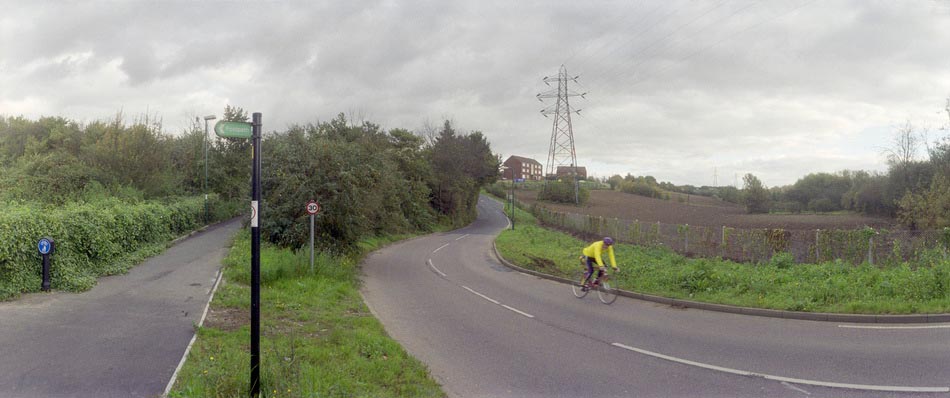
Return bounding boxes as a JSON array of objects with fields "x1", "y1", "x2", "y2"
[
  {"x1": 571, "y1": 269, "x2": 590, "y2": 298},
  {"x1": 596, "y1": 281, "x2": 618, "y2": 304}
]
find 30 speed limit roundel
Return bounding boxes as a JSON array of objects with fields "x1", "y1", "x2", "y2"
[{"x1": 306, "y1": 200, "x2": 320, "y2": 215}]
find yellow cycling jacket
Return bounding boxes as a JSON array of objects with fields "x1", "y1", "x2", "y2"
[{"x1": 582, "y1": 240, "x2": 617, "y2": 269}]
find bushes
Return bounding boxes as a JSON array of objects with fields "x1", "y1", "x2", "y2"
[
  {"x1": 620, "y1": 180, "x2": 665, "y2": 199},
  {"x1": 538, "y1": 180, "x2": 590, "y2": 204},
  {"x1": 0, "y1": 195, "x2": 238, "y2": 299}
]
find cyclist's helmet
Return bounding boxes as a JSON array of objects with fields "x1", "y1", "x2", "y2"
[{"x1": 603, "y1": 237, "x2": 614, "y2": 246}]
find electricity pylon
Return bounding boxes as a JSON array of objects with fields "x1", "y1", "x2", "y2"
[{"x1": 537, "y1": 65, "x2": 586, "y2": 203}]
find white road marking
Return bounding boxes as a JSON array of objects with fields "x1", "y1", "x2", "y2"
[
  {"x1": 433, "y1": 243, "x2": 450, "y2": 254},
  {"x1": 455, "y1": 234, "x2": 470, "y2": 241},
  {"x1": 163, "y1": 269, "x2": 225, "y2": 397},
  {"x1": 518, "y1": 272, "x2": 533, "y2": 277},
  {"x1": 838, "y1": 324, "x2": 950, "y2": 330},
  {"x1": 461, "y1": 286, "x2": 534, "y2": 318},
  {"x1": 428, "y1": 259, "x2": 447, "y2": 277},
  {"x1": 463, "y1": 286, "x2": 500, "y2": 304},
  {"x1": 611, "y1": 343, "x2": 950, "y2": 393},
  {"x1": 501, "y1": 304, "x2": 535, "y2": 318},
  {"x1": 782, "y1": 381, "x2": 812, "y2": 395}
]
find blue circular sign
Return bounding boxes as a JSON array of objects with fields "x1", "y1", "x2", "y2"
[{"x1": 38, "y1": 238, "x2": 52, "y2": 255}]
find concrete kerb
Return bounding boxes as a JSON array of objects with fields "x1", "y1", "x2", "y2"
[{"x1": 491, "y1": 241, "x2": 950, "y2": 324}]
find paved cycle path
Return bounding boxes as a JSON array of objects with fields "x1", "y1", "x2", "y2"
[{"x1": 0, "y1": 218, "x2": 242, "y2": 398}]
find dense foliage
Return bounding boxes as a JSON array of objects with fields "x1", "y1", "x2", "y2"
[
  {"x1": 0, "y1": 113, "x2": 252, "y2": 203},
  {"x1": 0, "y1": 110, "x2": 497, "y2": 296},
  {"x1": 259, "y1": 115, "x2": 497, "y2": 251},
  {"x1": 0, "y1": 196, "x2": 240, "y2": 299}
]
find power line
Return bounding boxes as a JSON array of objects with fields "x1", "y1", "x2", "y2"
[
  {"x1": 561, "y1": 2, "x2": 661, "y2": 68},
  {"x1": 627, "y1": 0, "x2": 815, "y2": 88}
]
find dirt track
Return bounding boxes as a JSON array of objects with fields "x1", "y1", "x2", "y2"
[{"x1": 514, "y1": 189, "x2": 894, "y2": 230}]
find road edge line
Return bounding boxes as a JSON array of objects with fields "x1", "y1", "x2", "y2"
[
  {"x1": 610, "y1": 343, "x2": 950, "y2": 393},
  {"x1": 490, "y1": 241, "x2": 950, "y2": 324},
  {"x1": 162, "y1": 268, "x2": 225, "y2": 397}
]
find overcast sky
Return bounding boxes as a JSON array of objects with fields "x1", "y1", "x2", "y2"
[{"x1": 3, "y1": 0, "x2": 950, "y2": 187}]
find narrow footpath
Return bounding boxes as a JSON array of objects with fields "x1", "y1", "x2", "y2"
[{"x1": 0, "y1": 218, "x2": 242, "y2": 398}]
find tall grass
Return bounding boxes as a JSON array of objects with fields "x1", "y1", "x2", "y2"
[{"x1": 169, "y1": 231, "x2": 444, "y2": 398}]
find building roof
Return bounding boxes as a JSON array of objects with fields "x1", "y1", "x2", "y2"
[
  {"x1": 505, "y1": 155, "x2": 542, "y2": 166},
  {"x1": 556, "y1": 165, "x2": 586, "y2": 172},
  {"x1": 556, "y1": 166, "x2": 587, "y2": 176}
]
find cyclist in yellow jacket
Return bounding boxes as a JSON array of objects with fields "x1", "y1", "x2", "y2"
[{"x1": 581, "y1": 237, "x2": 618, "y2": 289}]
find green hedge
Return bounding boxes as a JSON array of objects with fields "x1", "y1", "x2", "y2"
[{"x1": 0, "y1": 195, "x2": 241, "y2": 299}]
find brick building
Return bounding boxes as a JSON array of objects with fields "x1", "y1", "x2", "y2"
[
  {"x1": 502, "y1": 156, "x2": 543, "y2": 181},
  {"x1": 556, "y1": 165, "x2": 587, "y2": 180}
]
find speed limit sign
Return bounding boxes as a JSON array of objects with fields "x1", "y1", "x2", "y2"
[{"x1": 306, "y1": 200, "x2": 320, "y2": 215}]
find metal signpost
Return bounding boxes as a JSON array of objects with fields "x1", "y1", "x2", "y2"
[
  {"x1": 509, "y1": 180, "x2": 515, "y2": 230},
  {"x1": 306, "y1": 200, "x2": 320, "y2": 273},
  {"x1": 214, "y1": 114, "x2": 262, "y2": 397},
  {"x1": 37, "y1": 238, "x2": 54, "y2": 291}
]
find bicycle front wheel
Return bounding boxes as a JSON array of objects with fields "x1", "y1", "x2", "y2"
[
  {"x1": 572, "y1": 270, "x2": 590, "y2": 298},
  {"x1": 596, "y1": 281, "x2": 618, "y2": 304}
]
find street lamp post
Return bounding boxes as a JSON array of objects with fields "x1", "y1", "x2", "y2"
[
  {"x1": 203, "y1": 115, "x2": 216, "y2": 221},
  {"x1": 500, "y1": 165, "x2": 515, "y2": 230},
  {"x1": 510, "y1": 176, "x2": 515, "y2": 230}
]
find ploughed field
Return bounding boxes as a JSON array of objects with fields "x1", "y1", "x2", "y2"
[{"x1": 514, "y1": 189, "x2": 894, "y2": 230}]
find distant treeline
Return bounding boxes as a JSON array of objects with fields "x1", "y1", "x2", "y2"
[
  {"x1": 0, "y1": 108, "x2": 498, "y2": 250},
  {"x1": 600, "y1": 121, "x2": 950, "y2": 229}
]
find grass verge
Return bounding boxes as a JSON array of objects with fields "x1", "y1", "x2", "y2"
[
  {"x1": 168, "y1": 231, "x2": 444, "y2": 398},
  {"x1": 492, "y1": 196, "x2": 950, "y2": 315}
]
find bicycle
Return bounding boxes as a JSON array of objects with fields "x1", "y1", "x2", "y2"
[{"x1": 571, "y1": 256, "x2": 619, "y2": 304}]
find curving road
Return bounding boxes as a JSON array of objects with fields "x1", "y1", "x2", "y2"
[{"x1": 361, "y1": 195, "x2": 950, "y2": 398}]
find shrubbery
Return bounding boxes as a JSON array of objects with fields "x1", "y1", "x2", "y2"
[
  {"x1": 537, "y1": 180, "x2": 590, "y2": 204},
  {"x1": 260, "y1": 116, "x2": 497, "y2": 251},
  {"x1": 0, "y1": 195, "x2": 239, "y2": 299},
  {"x1": 620, "y1": 180, "x2": 667, "y2": 199}
]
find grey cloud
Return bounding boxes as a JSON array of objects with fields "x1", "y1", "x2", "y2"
[{"x1": 3, "y1": 0, "x2": 950, "y2": 187}]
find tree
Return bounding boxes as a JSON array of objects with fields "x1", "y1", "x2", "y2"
[
  {"x1": 222, "y1": 105, "x2": 249, "y2": 122},
  {"x1": 786, "y1": 172, "x2": 852, "y2": 213},
  {"x1": 742, "y1": 173, "x2": 769, "y2": 214},
  {"x1": 428, "y1": 121, "x2": 499, "y2": 225},
  {"x1": 606, "y1": 174, "x2": 623, "y2": 190},
  {"x1": 883, "y1": 120, "x2": 924, "y2": 168}
]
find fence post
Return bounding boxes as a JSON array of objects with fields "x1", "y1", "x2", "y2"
[
  {"x1": 721, "y1": 226, "x2": 726, "y2": 258},
  {"x1": 635, "y1": 219, "x2": 639, "y2": 244},
  {"x1": 614, "y1": 217, "x2": 619, "y2": 241},
  {"x1": 867, "y1": 235, "x2": 874, "y2": 265},
  {"x1": 684, "y1": 224, "x2": 689, "y2": 253},
  {"x1": 815, "y1": 229, "x2": 820, "y2": 263}
]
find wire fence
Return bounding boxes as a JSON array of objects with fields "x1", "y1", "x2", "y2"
[{"x1": 526, "y1": 202, "x2": 950, "y2": 266}]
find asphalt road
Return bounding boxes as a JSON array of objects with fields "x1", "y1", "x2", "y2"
[
  {"x1": 361, "y1": 195, "x2": 950, "y2": 398},
  {"x1": 0, "y1": 218, "x2": 242, "y2": 398}
]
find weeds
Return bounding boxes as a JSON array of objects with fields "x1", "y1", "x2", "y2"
[
  {"x1": 169, "y1": 231, "x2": 444, "y2": 398},
  {"x1": 495, "y1": 207, "x2": 950, "y2": 315}
]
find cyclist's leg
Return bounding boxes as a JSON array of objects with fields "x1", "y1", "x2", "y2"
[{"x1": 584, "y1": 257, "x2": 595, "y2": 284}]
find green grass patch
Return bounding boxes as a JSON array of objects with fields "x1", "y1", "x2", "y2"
[
  {"x1": 495, "y1": 211, "x2": 950, "y2": 315},
  {"x1": 169, "y1": 231, "x2": 444, "y2": 398}
]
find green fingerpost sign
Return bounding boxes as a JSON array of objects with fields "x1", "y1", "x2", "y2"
[{"x1": 214, "y1": 121, "x2": 253, "y2": 139}]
